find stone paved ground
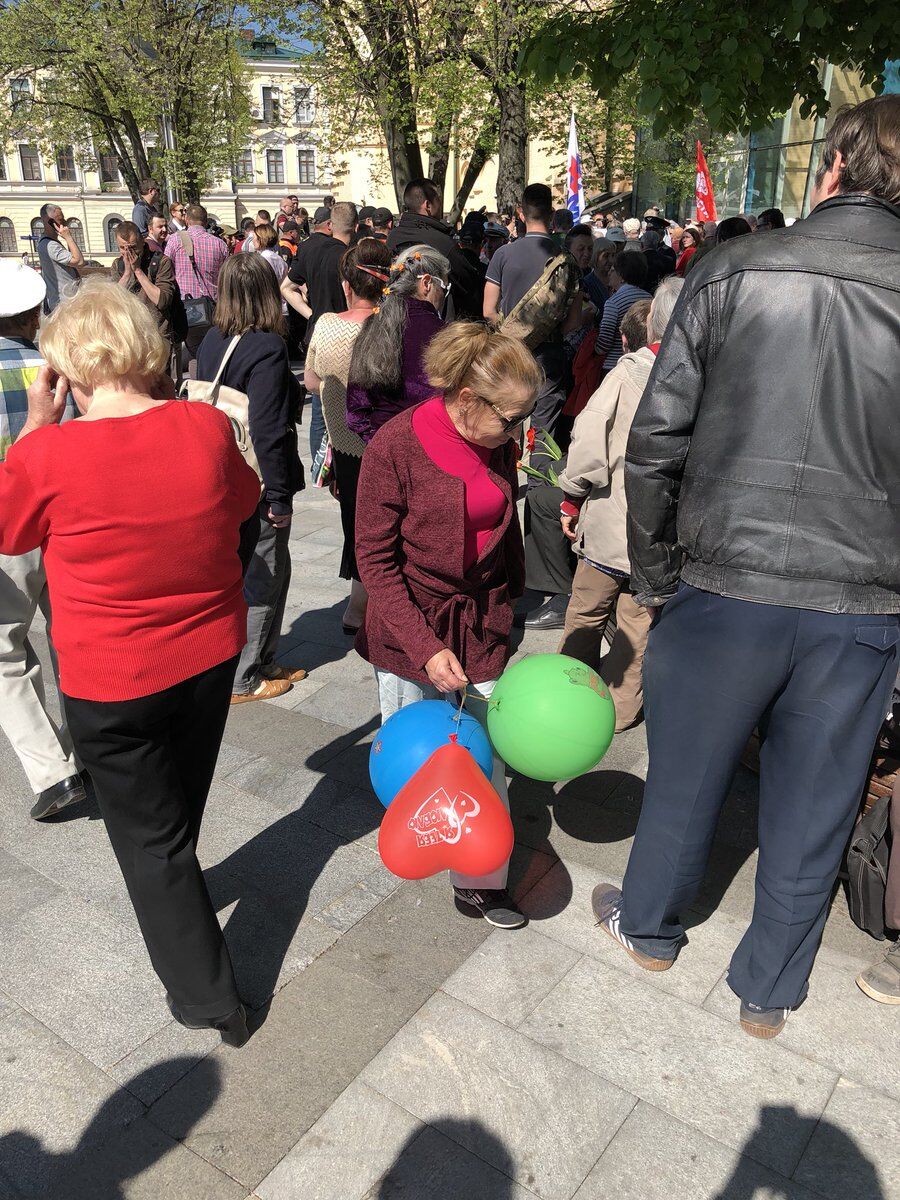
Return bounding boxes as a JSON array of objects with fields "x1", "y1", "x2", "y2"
[{"x1": 1, "y1": 467, "x2": 898, "y2": 1199}]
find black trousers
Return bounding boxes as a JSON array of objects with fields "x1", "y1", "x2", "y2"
[
  {"x1": 332, "y1": 448, "x2": 363, "y2": 581},
  {"x1": 64, "y1": 656, "x2": 241, "y2": 1020},
  {"x1": 528, "y1": 341, "x2": 567, "y2": 483},
  {"x1": 524, "y1": 482, "x2": 576, "y2": 597}
]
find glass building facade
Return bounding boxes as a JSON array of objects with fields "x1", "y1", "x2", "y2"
[{"x1": 708, "y1": 66, "x2": 876, "y2": 220}]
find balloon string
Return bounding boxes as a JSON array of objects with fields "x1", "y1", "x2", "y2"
[
  {"x1": 455, "y1": 690, "x2": 466, "y2": 723},
  {"x1": 461, "y1": 689, "x2": 489, "y2": 703}
]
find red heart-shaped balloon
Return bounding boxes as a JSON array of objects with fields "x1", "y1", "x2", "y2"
[{"x1": 378, "y1": 742, "x2": 514, "y2": 881}]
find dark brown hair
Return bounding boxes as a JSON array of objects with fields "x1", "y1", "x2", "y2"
[
  {"x1": 340, "y1": 238, "x2": 392, "y2": 302},
  {"x1": 214, "y1": 253, "x2": 286, "y2": 337},
  {"x1": 254, "y1": 222, "x2": 278, "y2": 250},
  {"x1": 816, "y1": 95, "x2": 900, "y2": 206}
]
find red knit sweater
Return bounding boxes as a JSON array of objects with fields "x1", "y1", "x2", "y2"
[{"x1": 0, "y1": 401, "x2": 261, "y2": 701}]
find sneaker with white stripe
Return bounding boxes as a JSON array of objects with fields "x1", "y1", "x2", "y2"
[
  {"x1": 739, "y1": 1000, "x2": 790, "y2": 1039},
  {"x1": 591, "y1": 884, "x2": 676, "y2": 973}
]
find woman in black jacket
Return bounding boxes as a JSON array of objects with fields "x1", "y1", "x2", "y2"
[{"x1": 196, "y1": 254, "x2": 305, "y2": 703}]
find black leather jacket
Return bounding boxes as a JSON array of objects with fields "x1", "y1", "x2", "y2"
[{"x1": 625, "y1": 194, "x2": 900, "y2": 614}]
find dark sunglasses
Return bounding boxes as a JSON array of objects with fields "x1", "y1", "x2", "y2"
[{"x1": 479, "y1": 394, "x2": 538, "y2": 433}]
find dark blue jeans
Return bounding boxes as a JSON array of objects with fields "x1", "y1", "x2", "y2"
[{"x1": 620, "y1": 585, "x2": 899, "y2": 1009}]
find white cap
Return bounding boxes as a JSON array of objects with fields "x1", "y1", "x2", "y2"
[
  {"x1": 0, "y1": 260, "x2": 46, "y2": 319},
  {"x1": 623, "y1": 218, "x2": 641, "y2": 235}
]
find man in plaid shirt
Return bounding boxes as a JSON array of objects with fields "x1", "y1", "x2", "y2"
[
  {"x1": 164, "y1": 203, "x2": 228, "y2": 372},
  {"x1": 164, "y1": 202, "x2": 228, "y2": 301},
  {"x1": 0, "y1": 261, "x2": 84, "y2": 820}
]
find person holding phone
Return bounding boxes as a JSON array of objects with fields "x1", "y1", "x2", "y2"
[{"x1": 36, "y1": 203, "x2": 83, "y2": 313}]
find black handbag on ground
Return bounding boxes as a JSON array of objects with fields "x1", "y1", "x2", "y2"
[{"x1": 847, "y1": 792, "x2": 891, "y2": 940}]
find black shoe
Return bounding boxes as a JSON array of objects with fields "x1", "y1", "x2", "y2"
[
  {"x1": 523, "y1": 594, "x2": 569, "y2": 630},
  {"x1": 453, "y1": 887, "x2": 527, "y2": 929},
  {"x1": 166, "y1": 993, "x2": 250, "y2": 1048},
  {"x1": 30, "y1": 773, "x2": 88, "y2": 821}
]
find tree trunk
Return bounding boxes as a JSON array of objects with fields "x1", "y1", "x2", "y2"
[
  {"x1": 447, "y1": 113, "x2": 498, "y2": 223},
  {"x1": 495, "y1": 78, "x2": 527, "y2": 215},
  {"x1": 381, "y1": 112, "x2": 425, "y2": 210},
  {"x1": 603, "y1": 101, "x2": 616, "y2": 193},
  {"x1": 428, "y1": 110, "x2": 453, "y2": 210}
]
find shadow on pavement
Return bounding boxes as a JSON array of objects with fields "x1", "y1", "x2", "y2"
[
  {"x1": 0, "y1": 1057, "x2": 220, "y2": 1199},
  {"x1": 376, "y1": 1119, "x2": 518, "y2": 1198},
  {"x1": 712, "y1": 1104, "x2": 885, "y2": 1200}
]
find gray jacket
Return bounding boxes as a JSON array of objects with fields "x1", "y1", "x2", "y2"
[{"x1": 625, "y1": 194, "x2": 900, "y2": 614}]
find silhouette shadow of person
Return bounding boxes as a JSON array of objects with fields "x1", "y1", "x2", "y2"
[
  {"x1": 376, "y1": 1119, "x2": 518, "y2": 1199},
  {"x1": 0, "y1": 1056, "x2": 220, "y2": 1200},
  {"x1": 711, "y1": 1104, "x2": 886, "y2": 1200}
]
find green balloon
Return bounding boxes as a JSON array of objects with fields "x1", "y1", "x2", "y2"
[{"x1": 487, "y1": 654, "x2": 616, "y2": 782}]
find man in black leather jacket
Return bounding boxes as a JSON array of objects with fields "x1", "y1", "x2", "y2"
[{"x1": 591, "y1": 96, "x2": 900, "y2": 1039}]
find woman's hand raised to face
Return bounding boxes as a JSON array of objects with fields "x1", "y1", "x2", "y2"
[
  {"x1": 425, "y1": 648, "x2": 469, "y2": 694},
  {"x1": 25, "y1": 365, "x2": 69, "y2": 432}
]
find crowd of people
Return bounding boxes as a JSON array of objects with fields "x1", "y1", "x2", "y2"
[{"x1": 0, "y1": 95, "x2": 898, "y2": 1050}]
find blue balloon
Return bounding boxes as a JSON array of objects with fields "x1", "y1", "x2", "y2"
[{"x1": 369, "y1": 699, "x2": 494, "y2": 808}]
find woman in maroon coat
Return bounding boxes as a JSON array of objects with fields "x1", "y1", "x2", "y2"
[{"x1": 355, "y1": 322, "x2": 542, "y2": 928}]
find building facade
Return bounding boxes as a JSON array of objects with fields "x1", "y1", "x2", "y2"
[{"x1": 0, "y1": 35, "x2": 565, "y2": 266}]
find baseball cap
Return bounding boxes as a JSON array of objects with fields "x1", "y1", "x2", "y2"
[
  {"x1": 0, "y1": 260, "x2": 46, "y2": 318},
  {"x1": 372, "y1": 207, "x2": 393, "y2": 226},
  {"x1": 358, "y1": 205, "x2": 376, "y2": 222},
  {"x1": 483, "y1": 222, "x2": 510, "y2": 240},
  {"x1": 623, "y1": 218, "x2": 641, "y2": 235},
  {"x1": 281, "y1": 220, "x2": 301, "y2": 234},
  {"x1": 219, "y1": 225, "x2": 237, "y2": 237},
  {"x1": 313, "y1": 205, "x2": 333, "y2": 225}
]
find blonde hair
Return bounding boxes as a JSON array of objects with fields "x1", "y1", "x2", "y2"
[
  {"x1": 254, "y1": 222, "x2": 278, "y2": 250},
  {"x1": 424, "y1": 322, "x2": 543, "y2": 402},
  {"x1": 39, "y1": 277, "x2": 169, "y2": 388}
]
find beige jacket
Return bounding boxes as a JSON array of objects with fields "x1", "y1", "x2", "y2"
[{"x1": 557, "y1": 346, "x2": 656, "y2": 573}]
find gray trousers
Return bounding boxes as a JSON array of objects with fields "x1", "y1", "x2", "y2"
[
  {"x1": 234, "y1": 503, "x2": 292, "y2": 695},
  {"x1": 0, "y1": 550, "x2": 76, "y2": 793}
]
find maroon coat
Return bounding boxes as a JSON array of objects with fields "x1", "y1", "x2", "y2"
[{"x1": 355, "y1": 405, "x2": 525, "y2": 685}]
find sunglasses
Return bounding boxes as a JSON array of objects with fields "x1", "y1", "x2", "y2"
[{"x1": 479, "y1": 394, "x2": 538, "y2": 433}]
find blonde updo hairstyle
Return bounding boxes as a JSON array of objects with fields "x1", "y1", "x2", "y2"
[
  {"x1": 40, "y1": 277, "x2": 169, "y2": 389},
  {"x1": 424, "y1": 322, "x2": 543, "y2": 421}
]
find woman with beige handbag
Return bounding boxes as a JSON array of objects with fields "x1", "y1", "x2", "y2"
[{"x1": 194, "y1": 255, "x2": 306, "y2": 703}]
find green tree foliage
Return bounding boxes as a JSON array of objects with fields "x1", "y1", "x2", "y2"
[
  {"x1": 0, "y1": 0, "x2": 253, "y2": 200},
  {"x1": 522, "y1": 0, "x2": 899, "y2": 135}
]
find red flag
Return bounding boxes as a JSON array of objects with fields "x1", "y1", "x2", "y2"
[{"x1": 695, "y1": 140, "x2": 717, "y2": 223}]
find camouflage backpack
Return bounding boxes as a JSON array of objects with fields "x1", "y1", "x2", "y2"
[{"x1": 498, "y1": 252, "x2": 582, "y2": 349}]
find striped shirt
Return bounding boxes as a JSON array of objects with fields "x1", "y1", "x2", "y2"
[
  {"x1": 594, "y1": 282, "x2": 652, "y2": 371},
  {"x1": 164, "y1": 226, "x2": 229, "y2": 301}
]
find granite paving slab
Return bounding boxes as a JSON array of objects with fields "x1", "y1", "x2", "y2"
[
  {"x1": 574, "y1": 1101, "x2": 823, "y2": 1200},
  {"x1": 794, "y1": 1078, "x2": 900, "y2": 1200},
  {"x1": 255, "y1": 1080, "x2": 422, "y2": 1200},
  {"x1": 362, "y1": 991, "x2": 636, "y2": 1200},
  {"x1": 0, "y1": 846, "x2": 61, "y2": 924},
  {"x1": 704, "y1": 956, "x2": 900, "y2": 1102},
  {"x1": 521, "y1": 956, "x2": 837, "y2": 1177}
]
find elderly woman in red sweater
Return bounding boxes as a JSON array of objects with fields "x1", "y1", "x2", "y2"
[
  {"x1": 0, "y1": 279, "x2": 260, "y2": 1046},
  {"x1": 355, "y1": 322, "x2": 542, "y2": 929}
]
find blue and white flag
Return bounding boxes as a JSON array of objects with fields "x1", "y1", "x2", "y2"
[{"x1": 566, "y1": 111, "x2": 585, "y2": 222}]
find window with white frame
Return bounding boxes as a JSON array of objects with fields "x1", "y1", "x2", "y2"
[
  {"x1": 297, "y1": 148, "x2": 316, "y2": 185},
  {"x1": 266, "y1": 149, "x2": 285, "y2": 184},
  {"x1": 262, "y1": 86, "x2": 280, "y2": 124},
  {"x1": 18, "y1": 144, "x2": 41, "y2": 182},
  {"x1": 104, "y1": 215, "x2": 124, "y2": 253},
  {"x1": 294, "y1": 86, "x2": 314, "y2": 124},
  {"x1": 0, "y1": 218, "x2": 16, "y2": 254},
  {"x1": 30, "y1": 217, "x2": 43, "y2": 242},
  {"x1": 56, "y1": 145, "x2": 77, "y2": 183},
  {"x1": 232, "y1": 148, "x2": 254, "y2": 183},
  {"x1": 11, "y1": 78, "x2": 32, "y2": 109}
]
